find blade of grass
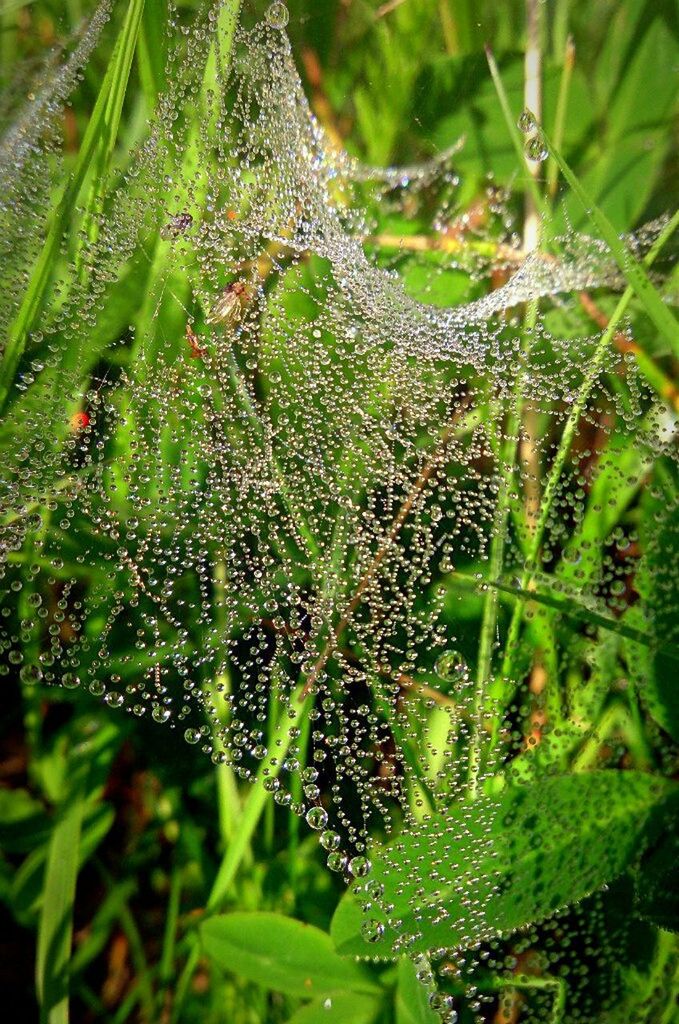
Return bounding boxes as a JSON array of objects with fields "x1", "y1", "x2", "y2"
[
  {"x1": 116, "y1": 898, "x2": 155, "y2": 1022},
  {"x1": 138, "y1": 0, "x2": 167, "y2": 103},
  {"x1": 544, "y1": 128, "x2": 679, "y2": 355},
  {"x1": 77, "y1": 0, "x2": 147, "y2": 279},
  {"x1": 452, "y1": 571, "x2": 679, "y2": 660},
  {"x1": 207, "y1": 680, "x2": 310, "y2": 911},
  {"x1": 36, "y1": 783, "x2": 86, "y2": 1024},
  {"x1": 546, "y1": 34, "x2": 575, "y2": 201},
  {"x1": 155, "y1": 863, "x2": 183, "y2": 1020},
  {"x1": 0, "y1": 0, "x2": 146, "y2": 413},
  {"x1": 287, "y1": 706, "x2": 311, "y2": 886}
]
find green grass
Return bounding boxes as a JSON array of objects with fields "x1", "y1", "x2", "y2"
[{"x1": 0, "y1": 1, "x2": 678, "y2": 1023}]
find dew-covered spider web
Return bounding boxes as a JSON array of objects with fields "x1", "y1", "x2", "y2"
[{"x1": 1, "y1": 2, "x2": 678, "y2": 1021}]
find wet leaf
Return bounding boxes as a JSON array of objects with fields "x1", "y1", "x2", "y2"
[{"x1": 331, "y1": 772, "x2": 675, "y2": 957}]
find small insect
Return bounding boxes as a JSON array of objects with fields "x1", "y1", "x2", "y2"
[
  {"x1": 185, "y1": 323, "x2": 207, "y2": 359},
  {"x1": 207, "y1": 280, "x2": 249, "y2": 326},
  {"x1": 160, "y1": 211, "x2": 193, "y2": 240}
]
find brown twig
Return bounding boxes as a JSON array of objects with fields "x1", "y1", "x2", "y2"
[
  {"x1": 368, "y1": 232, "x2": 525, "y2": 263},
  {"x1": 376, "y1": 0, "x2": 409, "y2": 17},
  {"x1": 339, "y1": 646, "x2": 461, "y2": 712},
  {"x1": 300, "y1": 399, "x2": 470, "y2": 699},
  {"x1": 301, "y1": 48, "x2": 345, "y2": 150}
]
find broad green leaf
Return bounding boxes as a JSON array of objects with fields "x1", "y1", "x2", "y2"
[
  {"x1": 565, "y1": 15, "x2": 677, "y2": 231},
  {"x1": 396, "y1": 958, "x2": 438, "y2": 1024},
  {"x1": 285, "y1": 993, "x2": 381, "y2": 1024},
  {"x1": 331, "y1": 771, "x2": 674, "y2": 958},
  {"x1": 200, "y1": 912, "x2": 380, "y2": 998},
  {"x1": 558, "y1": 431, "x2": 649, "y2": 592},
  {"x1": 419, "y1": 55, "x2": 594, "y2": 183}
]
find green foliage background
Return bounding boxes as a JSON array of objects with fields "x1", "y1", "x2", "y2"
[{"x1": 0, "y1": 1, "x2": 678, "y2": 1022}]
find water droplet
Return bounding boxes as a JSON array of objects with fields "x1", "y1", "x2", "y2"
[
  {"x1": 435, "y1": 649, "x2": 467, "y2": 682},
  {"x1": 62, "y1": 672, "x2": 80, "y2": 689},
  {"x1": 327, "y1": 851, "x2": 347, "y2": 872},
  {"x1": 184, "y1": 728, "x2": 201, "y2": 744},
  {"x1": 265, "y1": 2, "x2": 289, "y2": 29},
  {"x1": 306, "y1": 805, "x2": 328, "y2": 830},
  {"x1": 20, "y1": 664, "x2": 42, "y2": 685},
  {"x1": 152, "y1": 704, "x2": 171, "y2": 723},
  {"x1": 361, "y1": 918, "x2": 384, "y2": 943},
  {"x1": 320, "y1": 829, "x2": 340, "y2": 850},
  {"x1": 525, "y1": 133, "x2": 548, "y2": 162},
  {"x1": 349, "y1": 855, "x2": 371, "y2": 878},
  {"x1": 518, "y1": 107, "x2": 538, "y2": 133}
]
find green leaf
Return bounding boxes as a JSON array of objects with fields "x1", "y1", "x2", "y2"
[
  {"x1": 0, "y1": 788, "x2": 51, "y2": 853},
  {"x1": 285, "y1": 993, "x2": 381, "y2": 1024},
  {"x1": 557, "y1": 431, "x2": 649, "y2": 593},
  {"x1": 396, "y1": 958, "x2": 439, "y2": 1024},
  {"x1": 565, "y1": 14, "x2": 677, "y2": 231},
  {"x1": 200, "y1": 912, "x2": 381, "y2": 998},
  {"x1": 635, "y1": 827, "x2": 679, "y2": 934},
  {"x1": 331, "y1": 771, "x2": 674, "y2": 958}
]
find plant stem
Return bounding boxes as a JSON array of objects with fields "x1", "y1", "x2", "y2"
[
  {"x1": 523, "y1": 0, "x2": 543, "y2": 251},
  {"x1": 485, "y1": 45, "x2": 548, "y2": 224},
  {"x1": 469, "y1": 0, "x2": 544, "y2": 797}
]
